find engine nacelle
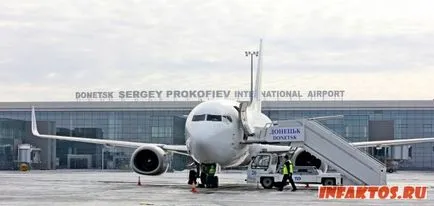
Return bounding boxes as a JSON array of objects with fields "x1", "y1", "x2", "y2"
[
  {"x1": 291, "y1": 147, "x2": 328, "y2": 173},
  {"x1": 130, "y1": 145, "x2": 169, "y2": 176}
]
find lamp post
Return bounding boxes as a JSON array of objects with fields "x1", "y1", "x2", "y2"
[{"x1": 245, "y1": 51, "x2": 259, "y2": 103}]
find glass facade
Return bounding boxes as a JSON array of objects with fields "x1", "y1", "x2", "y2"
[
  {"x1": 0, "y1": 101, "x2": 433, "y2": 170},
  {"x1": 0, "y1": 118, "x2": 25, "y2": 169}
]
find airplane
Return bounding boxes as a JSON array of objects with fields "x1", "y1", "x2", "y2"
[{"x1": 31, "y1": 39, "x2": 434, "y2": 188}]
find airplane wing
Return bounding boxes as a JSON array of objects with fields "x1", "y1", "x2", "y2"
[
  {"x1": 350, "y1": 137, "x2": 434, "y2": 148},
  {"x1": 31, "y1": 107, "x2": 188, "y2": 155}
]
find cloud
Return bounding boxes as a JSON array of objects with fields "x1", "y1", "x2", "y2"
[{"x1": 0, "y1": 0, "x2": 433, "y2": 101}]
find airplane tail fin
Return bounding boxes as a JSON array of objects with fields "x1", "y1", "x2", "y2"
[{"x1": 249, "y1": 39, "x2": 263, "y2": 112}]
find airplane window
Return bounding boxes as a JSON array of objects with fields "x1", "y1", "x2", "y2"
[
  {"x1": 206, "y1": 114, "x2": 221, "y2": 121},
  {"x1": 192, "y1": 114, "x2": 206, "y2": 121},
  {"x1": 223, "y1": 115, "x2": 232, "y2": 122}
]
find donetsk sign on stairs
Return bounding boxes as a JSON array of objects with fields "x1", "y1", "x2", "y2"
[{"x1": 266, "y1": 127, "x2": 304, "y2": 142}]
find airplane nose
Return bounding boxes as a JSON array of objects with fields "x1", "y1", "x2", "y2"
[
  {"x1": 188, "y1": 125, "x2": 233, "y2": 164},
  {"x1": 193, "y1": 135, "x2": 215, "y2": 161}
]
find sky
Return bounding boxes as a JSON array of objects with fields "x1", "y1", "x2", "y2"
[{"x1": 1, "y1": 0, "x2": 434, "y2": 101}]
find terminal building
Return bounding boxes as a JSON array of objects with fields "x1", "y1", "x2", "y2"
[{"x1": 1, "y1": 100, "x2": 434, "y2": 171}]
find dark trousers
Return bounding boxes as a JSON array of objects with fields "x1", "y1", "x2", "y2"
[
  {"x1": 200, "y1": 172, "x2": 207, "y2": 186},
  {"x1": 279, "y1": 174, "x2": 297, "y2": 191}
]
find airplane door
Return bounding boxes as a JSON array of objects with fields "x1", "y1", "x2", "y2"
[{"x1": 239, "y1": 102, "x2": 255, "y2": 140}]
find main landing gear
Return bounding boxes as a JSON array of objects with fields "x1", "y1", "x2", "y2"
[{"x1": 198, "y1": 163, "x2": 219, "y2": 188}]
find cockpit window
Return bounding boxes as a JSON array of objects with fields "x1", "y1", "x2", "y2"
[
  {"x1": 223, "y1": 115, "x2": 232, "y2": 122},
  {"x1": 206, "y1": 114, "x2": 221, "y2": 121},
  {"x1": 192, "y1": 114, "x2": 233, "y2": 123},
  {"x1": 192, "y1": 114, "x2": 206, "y2": 121}
]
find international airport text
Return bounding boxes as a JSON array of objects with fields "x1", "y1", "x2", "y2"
[{"x1": 74, "y1": 90, "x2": 345, "y2": 101}]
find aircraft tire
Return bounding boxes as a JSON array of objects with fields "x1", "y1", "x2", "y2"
[{"x1": 206, "y1": 176, "x2": 219, "y2": 188}]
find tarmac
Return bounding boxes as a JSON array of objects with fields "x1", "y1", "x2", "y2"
[{"x1": 0, "y1": 169, "x2": 433, "y2": 206}]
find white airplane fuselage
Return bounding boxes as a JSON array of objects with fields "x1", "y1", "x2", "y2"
[{"x1": 185, "y1": 99, "x2": 271, "y2": 167}]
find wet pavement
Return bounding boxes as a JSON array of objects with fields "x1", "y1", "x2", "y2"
[{"x1": 0, "y1": 170, "x2": 433, "y2": 206}]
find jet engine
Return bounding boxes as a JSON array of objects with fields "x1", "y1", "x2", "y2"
[
  {"x1": 130, "y1": 145, "x2": 169, "y2": 176},
  {"x1": 291, "y1": 147, "x2": 328, "y2": 173}
]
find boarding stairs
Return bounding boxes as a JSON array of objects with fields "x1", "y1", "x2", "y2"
[{"x1": 239, "y1": 113, "x2": 387, "y2": 185}]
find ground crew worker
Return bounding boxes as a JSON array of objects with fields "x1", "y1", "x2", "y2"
[
  {"x1": 206, "y1": 164, "x2": 216, "y2": 188},
  {"x1": 278, "y1": 155, "x2": 297, "y2": 191},
  {"x1": 208, "y1": 164, "x2": 216, "y2": 176},
  {"x1": 188, "y1": 169, "x2": 198, "y2": 193}
]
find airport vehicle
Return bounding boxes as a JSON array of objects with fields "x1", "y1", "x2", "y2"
[
  {"x1": 246, "y1": 152, "x2": 342, "y2": 189},
  {"x1": 30, "y1": 40, "x2": 434, "y2": 187},
  {"x1": 386, "y1": 160, "x2": 399, "y2": 173}
]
